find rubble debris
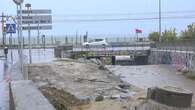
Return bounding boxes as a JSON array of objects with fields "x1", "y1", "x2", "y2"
[
  {"x1": 28, "y1": 60, "x2": 141, "y2": 110},
  {"x1": 98, "y1": 65, "x2": 106, "y2": 70},
  {"x1": 118, "y1": 84, "x2": 131, "y2": 89},
  {"x1": 95, "y1": 95, "x2": 104, "y2": 102}
]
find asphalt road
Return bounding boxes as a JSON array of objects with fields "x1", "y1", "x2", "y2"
[{"x1": 73, "y1": 46, "x2": 151, "y2": 52}]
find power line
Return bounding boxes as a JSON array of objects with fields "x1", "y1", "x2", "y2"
[
  {"x1": 53, "y1": 10, "x2": 195, "y2": 17},
  {"x1": 53, "y1": 15, "x2": 195, "y2": 23}
]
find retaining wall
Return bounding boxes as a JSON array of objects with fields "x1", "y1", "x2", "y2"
[{"x1": 149, "y1": 49, "x2": 195, "y2": 72}]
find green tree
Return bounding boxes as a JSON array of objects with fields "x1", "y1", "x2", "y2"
[
  {"x1": 162, "y1": 28, "x2": 177, "y2": 42},
  {"x1": 181, "y1": 24, "x2": 195, "y2": 40},
  {"x1": 148, "y1": 32, "x2": 159, "y2": 42}
]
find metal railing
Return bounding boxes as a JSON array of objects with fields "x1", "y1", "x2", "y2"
[{"x1": 155, "y1": 40, "x2": 195, "y2": 52}]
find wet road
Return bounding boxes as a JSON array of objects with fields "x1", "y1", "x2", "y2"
[
  {"x1": 0, "y1": 59, "x2": 10, "y2": 110},
  {"x1": 0, "y1": 49, "x2": 54, "y2": 110}
]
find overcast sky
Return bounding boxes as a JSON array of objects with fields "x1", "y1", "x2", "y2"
[{"x1": 1, "y1": 0, "x2": 195, "y2": 38}]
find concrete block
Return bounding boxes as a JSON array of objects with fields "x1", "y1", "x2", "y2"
[
  {"x1": 137, "y1": 100, "x2": 193, "y2": 110},
  {"x1": 147, "y1": 86, "x2": 193, "y2": 108},
  {"x1": 10, "y1": 80, "x2": 56, "y2": 110}
]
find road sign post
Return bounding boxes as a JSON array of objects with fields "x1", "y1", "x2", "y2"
[
  {"x1": 25, "y1": 3, "x2": 32, "y2": 64},
  {"x1": 6, "y1": 23, "x2": 16, "y2": 63},
  {"x1": 19, "y1": 4, "x2": 24, "y2": 79},
  {"x1": 13, "y1": 0, "x2": 24, "y2": 79}
]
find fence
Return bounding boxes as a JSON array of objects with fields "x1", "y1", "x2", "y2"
[
  {"x1": 155, "y1": 40, "x2": 195, "y2": 52},
  {"x1": 0, "y1": 35, "x2": 149, "y2": 46}
]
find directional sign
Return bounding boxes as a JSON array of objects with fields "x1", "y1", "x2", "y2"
[
  {"x1": 6, "y1": 24, "x2": 16, "y2": 34},
  {"x1": 22, "y1": 25, "x2": 52, "y2": 30},
  {"x1": 18, "y1": 9, "x2": 52, "y2": 14},
  {"x1": 21, "y1": 15, "x2": 52, "y2": 24}
]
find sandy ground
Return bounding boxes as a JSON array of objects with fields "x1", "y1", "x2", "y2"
[{"x1": 28, "y1": 59, "x2": 143, "y2": 110}]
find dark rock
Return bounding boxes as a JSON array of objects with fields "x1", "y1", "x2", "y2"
[
  {"x1": 118, "y1": 84, "x2": 130, "y2": 89},
  {"x1": 95, "y1": 95, "x2": 104, "y2": 102},
  {"x1": 98, "y1": 65, "x2": 106, "y2": 70}
]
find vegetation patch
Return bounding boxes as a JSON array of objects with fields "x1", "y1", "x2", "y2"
[
  {"x1": 183, "y1": 71, "x2": 195, "y2": 80},
  {"x1": 40, "y1": 87, "x2": 87, "y2": 110},
  {"x1": 71, "y1": 52, "x2": 89, "y2": 59}
]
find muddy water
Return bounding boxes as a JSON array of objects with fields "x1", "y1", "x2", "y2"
[{"x1": 107, "y1": 65, "x2": 195, "y2": 96}]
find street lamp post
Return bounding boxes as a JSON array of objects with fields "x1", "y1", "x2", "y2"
[
  {"x1": 25, "y1": 3, "x2": 32, "y2": 64},
  {"x1": 13, "y1": 0, "x2": 24, "y2": 78}
]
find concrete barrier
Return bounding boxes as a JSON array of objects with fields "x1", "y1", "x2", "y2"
[
  {"x1": 147, "y1": 86, "x2": 193, "y2": 108},
  {"x1": 137, "y1": 100, "x2": 194, "y2": 110},
  {"x1": 10, "y1": 80, "x2": 55, "y2": 110}
]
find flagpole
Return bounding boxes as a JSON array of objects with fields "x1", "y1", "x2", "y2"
[{"x1": 136, "y1": 33, "x2": 139, "y2": 42}]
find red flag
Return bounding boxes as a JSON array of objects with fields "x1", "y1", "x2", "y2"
[{"x1": 135, "y1": 29, "x2": 142, "y2": 33}]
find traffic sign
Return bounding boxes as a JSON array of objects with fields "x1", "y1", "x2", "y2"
[
  {"x1": 18, "y1": 9, "x2": 52, "y2": 14},
  {"x1": 21, "y1": 15, "x2": 52, "y2": 24},
  {"x1": 6, "y1": 24, "x2": 16, "y2": 34},
  {"x1": 22, "y1": 25, "x2": 52, "y2": 30}
]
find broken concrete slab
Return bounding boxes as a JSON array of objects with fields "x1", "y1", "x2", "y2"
[{"x1": 147, "y1": 86, "x2": 193, "y2": 108}]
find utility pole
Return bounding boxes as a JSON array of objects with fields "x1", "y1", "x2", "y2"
[
  {"x1": 37, "y1": 16, "x2": 40, "y2": 45},
  {"x1": 76, "y1": 31, "x2": 78, "y2": 46},
  {"x1": 159, "y1": 0, "x2": 162, "y2": 42}
]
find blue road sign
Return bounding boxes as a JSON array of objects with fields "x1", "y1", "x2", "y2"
[{"x1": 6, "y1": 24, "x2": 16, "y2": 34}]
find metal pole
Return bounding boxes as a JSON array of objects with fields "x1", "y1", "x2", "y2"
[
  {"x1": 159, "y1": 0, "x2": 162, "y2": 42},
  {"x1": 1, "y1": 13, "x2": 4, "y2": 46},
  {"x1": 76, "y1": 31, "x2": 78, "y2": 46},
  {"x1": 37, "y1": 17, "x2": 40, "y2": 45},
  {"x1": 26, "y1": 3, "x2": 32, "y2": 64},
  {"x1": 19, "y1": 4, "x2": 24, "y2": 79},
  {"x1": 16, "y1": 6, "x2": 20, "y2": 50},
  {"x1": 1, "y1": 13, "x2": 5, "y2": 46},
  {"x1": 10, "y1": 33, "x2": 13, "y2": 63}
]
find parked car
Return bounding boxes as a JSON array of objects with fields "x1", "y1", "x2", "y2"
[{"x1": 83, "y1": 39, "x2": 108, "y2": 47}]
